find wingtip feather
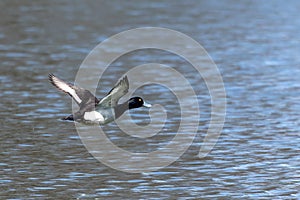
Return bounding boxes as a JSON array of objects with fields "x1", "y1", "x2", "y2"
[
  {"x1": 48, "y1": 73, "x2": 56, "y2": 86},
  {"x1": 48, "y1": 73, "x2": 69, "y2": 92}
]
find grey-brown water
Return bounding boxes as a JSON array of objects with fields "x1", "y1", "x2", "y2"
[{"x1": 1, "y1": 1, "x2": 300, "y2": 199}]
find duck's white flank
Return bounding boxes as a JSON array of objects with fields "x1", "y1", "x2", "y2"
[{"x1": 83, "y1": 111, "x2": 104, "y2": 122}]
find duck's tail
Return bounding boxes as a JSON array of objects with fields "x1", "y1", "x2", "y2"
[{"x1": 62, "y1": 114, "x2": 74, "y2": 121}]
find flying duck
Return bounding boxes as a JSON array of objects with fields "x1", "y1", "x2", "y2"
[{"x1": 48, "y1": 74, "x2": 151, "y2": 124}]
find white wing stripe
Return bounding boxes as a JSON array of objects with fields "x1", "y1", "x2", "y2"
[
  {"x1": 52, "y1": 77, "x2": 82, "y2": 104},
  {"x1": 69, "y1": 90, "x2": 82, "y2": 104}
]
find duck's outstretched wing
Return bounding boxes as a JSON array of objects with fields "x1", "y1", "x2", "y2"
[
  {"x1": 98, "y1": 75, "x2": 129, "y2": 107},
  {"x1": 49, "y1": 74, "x2": 99, "y2": 106}
]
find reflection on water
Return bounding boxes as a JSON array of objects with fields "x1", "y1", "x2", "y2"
[{"x1": 1, "y1": 0, "x2": 300, "y2": 199}]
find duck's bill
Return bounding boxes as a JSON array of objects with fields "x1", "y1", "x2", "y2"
[{"x1": 143, "y1": 101, "x2": 152, "y2": 108}]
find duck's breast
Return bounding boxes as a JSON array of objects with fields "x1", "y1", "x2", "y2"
[{"x1": 95, "y1": 107, "x2": 115, "y2": 124}]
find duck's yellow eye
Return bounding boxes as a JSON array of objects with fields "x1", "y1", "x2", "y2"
[{"x1": 139, "y1": 98, "x2": 142, "y2": 102}]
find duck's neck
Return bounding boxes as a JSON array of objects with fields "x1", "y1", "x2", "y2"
[{"x1": 114, "y1": 102, "x2": 130, "y2": 119}]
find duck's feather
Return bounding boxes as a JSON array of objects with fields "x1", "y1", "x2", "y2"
[
  {"x1": 49, "y1": 74, "x2": 99, "y2": 107},
  {"x1": 99, "y1": 76, "x2": 129, "y2": 107}
]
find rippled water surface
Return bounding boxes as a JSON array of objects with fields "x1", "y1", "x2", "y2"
[{"x1": 1, "y1": 1, "x2": 300, "y2": 199}]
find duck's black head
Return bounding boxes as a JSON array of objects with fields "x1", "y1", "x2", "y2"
[
  {"x1": 128, "y1": 97, "x2": 152, "y2": 109},
  {"x1": 115, "y1": 97, "x2": 152, "y2": 119}
]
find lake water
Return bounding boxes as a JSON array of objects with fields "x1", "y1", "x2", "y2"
[{"x1": 1, "y1": 0, "x2": 300, "y2": 199}]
